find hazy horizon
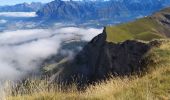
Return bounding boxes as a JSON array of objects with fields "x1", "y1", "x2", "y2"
[
  {"x1": 0, "y1": 0, "x2": 107, "y2": 6},
  {"x1": 0, "y1": 0, "x2": 53, "y2": 6}
]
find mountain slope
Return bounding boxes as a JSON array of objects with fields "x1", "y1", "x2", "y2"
[
  {"x1": 106, "y1": 8, "x2": 170, "y2": 43},
  {"x1": 36, "y1": 0, "x2": 96, "y2": 21}
]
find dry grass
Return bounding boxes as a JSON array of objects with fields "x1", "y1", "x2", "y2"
[{"x1": 5, "y1": 65, "x2": 170, "y2": 100}]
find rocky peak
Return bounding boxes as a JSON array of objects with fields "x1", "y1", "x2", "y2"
[{"x1": 49, "y1": 28, "x2": 156, "y2": 88}]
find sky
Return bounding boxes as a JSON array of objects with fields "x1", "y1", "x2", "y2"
[{"x1": 0, "y1": 0, "x2": 53, "y2": 6}]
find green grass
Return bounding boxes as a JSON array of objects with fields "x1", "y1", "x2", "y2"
[
  {"x1": 4, "y1": 39, "x2": 170, "y2": 100},
  {"x1": 43, "y1": 58, "x2": 69, "y2": 74},
  {"x1": 106, "y1": 18, "x2": 165, "y2": 43}
]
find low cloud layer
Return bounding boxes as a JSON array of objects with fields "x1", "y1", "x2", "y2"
[
  {"x1": 0, "y1": 27, "x2": 103, "y2": 81},
  {"x1": 0, "y1": 19, "x2": 7, "y2": 24},
  {"x1": 0, "y1": 12, "x2": 37, "y2": 17}
]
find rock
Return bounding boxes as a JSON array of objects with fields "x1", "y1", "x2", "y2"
[{"x1": 51, "y1": 28, "x2": 153, "y2": 88}]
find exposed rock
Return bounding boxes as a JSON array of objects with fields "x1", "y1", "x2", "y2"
[{"x1": 49, "y1": 28, "x2": 157, "y2": 88}]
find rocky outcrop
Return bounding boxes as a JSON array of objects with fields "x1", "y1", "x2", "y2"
[{"x1": 49, "y1": 28, "x2": 157, "y2": 88}]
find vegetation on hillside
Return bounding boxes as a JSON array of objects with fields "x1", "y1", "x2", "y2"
[
  {"x1": 5, "y1": 39, "x2": 170, "y2": 100},
  {"x1": 106, "y1": 18, "x2": 166, "y2": 43}
]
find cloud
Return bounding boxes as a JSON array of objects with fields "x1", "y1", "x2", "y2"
[
  {"x1": 56, "y1": 27, "x2": 102, "y2": 39},
  {"x1": 0, "y1": 26, "x2": 103, "y2": 81},
  {"x1": 0, "y1": 19, "x2": 7, "y2": 24},
  {"x1": 0, "y1": 12, "x2": 37, "y2": 17}
]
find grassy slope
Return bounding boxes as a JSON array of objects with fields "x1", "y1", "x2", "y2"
[
  {"x1": 6, "y1": 40, "x2": 170, "y2": 100},
  {"x1": 106, "y1": 17, "x2": 165, "y2": 43}
]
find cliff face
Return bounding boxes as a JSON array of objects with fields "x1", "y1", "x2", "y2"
[{"x1": 50, "y1": 28, "x2": 155, "y2": 87}]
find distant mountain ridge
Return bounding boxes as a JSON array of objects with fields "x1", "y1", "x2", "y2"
[
  {"x1": 0, "y1": 2, "x2": 44, "y2": 12},
  {"x1": 37, "y1": 0, "x2": 170, "y2": 22},
  {"x1": 37, "y1": 0, "x2": 96, "y2": 21}
]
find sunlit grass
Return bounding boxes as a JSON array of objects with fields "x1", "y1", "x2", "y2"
[
  {"x1": 6, "y1": 65, "x2": 170, "y2": 100},
  {"x1": 106, "y1": 18, "x2": 165, "y2": 43}
]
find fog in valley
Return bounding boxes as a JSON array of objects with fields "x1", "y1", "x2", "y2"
[{"x1": 0, "y1": 12, "x2": 103, "y2": 82}]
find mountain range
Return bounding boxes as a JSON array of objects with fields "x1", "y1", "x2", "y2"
[
  {"x1": 0, "y1": 2, "x2": 44, "y2": 12},
  {"x1": 36, "y1": 0, "x2": 170, "y2": 22}
]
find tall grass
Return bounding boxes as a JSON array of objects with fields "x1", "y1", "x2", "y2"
[{"x1": 4, "y1": 65, "x2": 170, "y2": 100}]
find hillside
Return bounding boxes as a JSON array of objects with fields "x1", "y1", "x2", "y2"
[
  {"x1": 106, "y1": 18, "x2": 164, "y2": 42},
  {"x1": 106, "y1": 8, "x2": 170, "y2": 43}
]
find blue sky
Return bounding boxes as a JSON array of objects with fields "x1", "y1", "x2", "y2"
[{"x1": 0, "y1": 0, "x2": 53, "y2": 6}]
